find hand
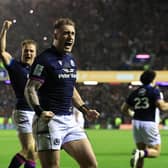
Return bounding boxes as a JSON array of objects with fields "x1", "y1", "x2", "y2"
[
  {"x1": 128, "y1": 109, "x2": 135, "y2": 117},
  {"x1": 3, "y1": 20, "x2": 12, "y2": 31},
  {"x1": 41, "y1": 111, "x2": 55, "y2": 121},
  {"x1": 85, "y1": 109, "x2": 100, "y2": 121}
]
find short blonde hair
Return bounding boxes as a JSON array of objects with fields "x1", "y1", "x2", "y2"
[
  {"x1": 54, "y1": 18, "x2": 75, "y2": 30},
  {"x1": 21, "y1": 39, "x2": 37, "y2": 48}
]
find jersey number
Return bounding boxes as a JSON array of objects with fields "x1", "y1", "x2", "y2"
[{"x1": 134, "y1": 97, "x2": 149, "y2": 109}]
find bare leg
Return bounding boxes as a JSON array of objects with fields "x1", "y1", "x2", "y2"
[
  {"x1": 18, "y1": 132, "x2": 37, "y2": 161},
  {"x1": 38, "y1": 150, "x2": 60, "y2": 168},
  {"x1": 136, "y1": 143, "x2": 161, "y2": 168},
  {"x1": 63, "y1": 138, "x2": 98, "y2": 168}
]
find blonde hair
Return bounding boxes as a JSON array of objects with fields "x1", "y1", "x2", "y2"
[
  {"x1": 21, "y1": 39, "x2": 37, "y2": 48},
  {"x1": 54, "y1": 18, "x2": 75, "y2": 30}
]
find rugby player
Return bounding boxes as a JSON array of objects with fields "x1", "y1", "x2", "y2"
[
  {"x1": 24, "y1": 17, "x2": 100, "y2": 168},
  {"x1": 121, "y1": 70, "x2": 168, "y2": 168},
  {"x1": 0, "y1": 20, "x2": 37, "y2": 168}
]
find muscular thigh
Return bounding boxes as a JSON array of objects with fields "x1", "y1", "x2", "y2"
[
  {"x1": 63, "y1": 138, "x2": 96, "y2": 164},
  {"x1": 18, "y1": 132, "x2": 35, "y2": 149},
  {"x1": 38, "y1": 150, "x2": 60, "y2": 168}
]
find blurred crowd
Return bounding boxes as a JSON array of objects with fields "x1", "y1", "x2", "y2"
[
  {"x1": 0, "y1": 0, "x2": 168, "y2": 70},
  {"x1": 1, "y1": 0, "x2": 168, "y2": 127},
  {"x1": 1, "y1": 81, "x2": 168, "y2": 128}
]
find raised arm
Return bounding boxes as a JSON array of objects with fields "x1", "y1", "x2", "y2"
[{"x1": 0, "y1": 20, "x2": 13, "y2": 65}]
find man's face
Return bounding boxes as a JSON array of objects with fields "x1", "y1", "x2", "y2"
[
  {"x1": 21, "y1": 44, "x2": 37, "y2": 65},
  {"x1": 54, "y1": 25, "x2": 75, "y2": 54}
]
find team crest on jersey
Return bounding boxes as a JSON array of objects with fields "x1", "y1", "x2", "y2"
[
  {"x1": 33, "y1": 64, "x2": 44, "y2": 76},
  {"x1": 70, "y1": 59, "x2": 75, "y2": 67}
]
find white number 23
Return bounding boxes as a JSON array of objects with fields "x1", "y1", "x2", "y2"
[{"x1": 134, "y1": 97, "x2": 149, "y2": 109}]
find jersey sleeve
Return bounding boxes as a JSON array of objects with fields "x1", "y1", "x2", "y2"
[
  {"x1": 154, "y1": 87, "x2": 162, "y2": 101},
  {"x1": 29, "y1": 55, "x2": 46, "y2": 83},
  {"x1": 4, "y1": 58, "x2": 16, "y2": 69}
]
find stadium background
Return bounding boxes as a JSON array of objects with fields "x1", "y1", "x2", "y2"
[{"x1": 1, "y1": 0, "x2": 168, "y2": 129}]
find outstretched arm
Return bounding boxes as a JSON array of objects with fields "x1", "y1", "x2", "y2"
[{"x1": 0, "y1": 20, "x2": 13, "y2": 65}]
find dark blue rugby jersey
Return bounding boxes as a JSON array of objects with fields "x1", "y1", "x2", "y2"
[
  {"x1": 5, "y1": 59, "x2": 33, "y2": 111},
  {"x1": 30, "y1": 46, "x2": 77, "y2": 115},
  {"x1": 126, "y1": 85, "x2": 161, "y2": 121}
]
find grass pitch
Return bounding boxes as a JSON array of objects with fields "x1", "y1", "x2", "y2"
[{"x1": 0, "y1": 129, "x2": 168, "y2": 168}]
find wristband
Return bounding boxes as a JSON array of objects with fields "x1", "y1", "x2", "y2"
[
  {"x1": 33, "y1": 105, "x2": 44, "y2": 117},
  {"x1": 79, "y1": 104, "x2": 90, "y2": 113}
]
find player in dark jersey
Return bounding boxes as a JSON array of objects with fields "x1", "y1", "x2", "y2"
[
  {"x1": 0, "y1": 20, "x2": 37, "y2": 168},
  {"x1": 121, "y1": 70, "x2": 168, "y2": 168},
  {"x1": 24, "y1": 18, "x2": 100, "y2": 168}
]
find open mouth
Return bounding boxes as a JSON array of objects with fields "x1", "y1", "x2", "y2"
[
  {"x1": 64, "y1": 41, "x2": 73, "y2": 48},
  {"x1": 25, "y1": 56, "x2": 31, "y2": 60}
]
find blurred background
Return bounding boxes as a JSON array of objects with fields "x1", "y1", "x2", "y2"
[{"x1": 1, "y1": 0, "x2": 168, "y2": 129}]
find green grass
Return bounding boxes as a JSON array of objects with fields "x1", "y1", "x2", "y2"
[{"x1": 0, "y1": 129, "x2": 168, "y2": 168}]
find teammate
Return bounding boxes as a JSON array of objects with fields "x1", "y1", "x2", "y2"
[
  {"x1": 0, "y1": 20, "x2": 37, "y2": 168},
  {"x1": 24, "y1": 18, "x2": 100, "y2": 168},
  {"x1": 121, "y1": 70, "x2": 168, "y2": 168}
]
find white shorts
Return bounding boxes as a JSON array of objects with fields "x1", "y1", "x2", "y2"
[
  {"x1": 33, "y1": 114, "x2": 87, "y2": 151},
  {"x1": 73, "y1": 109, "x2": 85, "y2": 128},
  {"x1": 132, "y1": 120, "x2": 161, "y2": 146},
  {"x1": 12, "y1": 110, "x2": 35, "y2": 133}
]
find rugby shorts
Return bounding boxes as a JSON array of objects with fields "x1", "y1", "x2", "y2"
[
  {"x1": 132, "y1": 119, "x2": 161, "y2": 146},
  {"x1": 33, "y1": 114, "x2": 87, "y2": 151},
  {"x1": 12, "y1": 109, "x2": 35, "y2": 133}
]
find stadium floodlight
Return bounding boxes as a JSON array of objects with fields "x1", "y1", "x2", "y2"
[
  {"x1": 130, "y1": 81, "x2": 142, "y2": 86},
  {"x1": 83, "y1": 81, "x2": 98, "y2": 85},
  {"x1": 12, "y1": 19, "x2": 16, "y2": 24}
]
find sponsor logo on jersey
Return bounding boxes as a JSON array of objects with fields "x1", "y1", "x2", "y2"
[
  {"x1": 58, "y1": 73, "x2": 76, "y2": 79},
  {"x1": 62, "y1": 68, "x2": 74, "y2": 73},
  {"x1": 57, "y1": 59, "x2": 76, "y2": 79}
]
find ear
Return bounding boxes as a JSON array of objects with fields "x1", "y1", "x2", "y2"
[{"x1": 54, "y1": 30, "x2": 58, "y2": 40}]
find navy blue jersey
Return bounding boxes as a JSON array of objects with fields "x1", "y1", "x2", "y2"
[
  {"x1": 30, "y1": 46, "x2": 77, "y2": 115},
  {"x1": 5, "y1": 59, "x2": 33, "y2": 111},
  {"x1": 126, "y1": 85, "x2": 161, "y2": 121}
]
